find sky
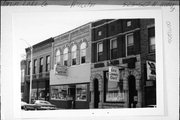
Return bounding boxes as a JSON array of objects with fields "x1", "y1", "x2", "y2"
[{"x1": 12, "y1": 9, "x2": 99, "y2": 59}]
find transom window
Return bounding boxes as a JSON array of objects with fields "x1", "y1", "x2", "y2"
[
  {"x1": 80, "y1": 42, "x2": 87, "y2": 64},
  {"x1": 63, "y1": 47, "x2": 68, "y2": 66},
  {"x1": 71, "y1": 45, "x2": 77, "y2": 65}
]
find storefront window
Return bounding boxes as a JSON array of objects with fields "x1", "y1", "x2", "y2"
[
  {"x1": 76, "y1": 84, "x2": 87, "y2": 101},
  {"x1": 51, "y1": 85, "x2": 68, "y2": 100},
  {"x1": 38, "y1": 88, "x2": 45, "y2": 100},
  {"x1": 104, "y1": 71, "x2": 124, "y2": 102}
]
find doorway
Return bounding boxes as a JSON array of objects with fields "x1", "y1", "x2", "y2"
[
  {"x1": 128, "y1": 75, "x2": 137, "y2": 108},
  {"x1": 94, "y1": 79, "x2": 99, "y2": 108},
  {"x1": 68, "y1": 85, "x2": 76, "y2": 109}
]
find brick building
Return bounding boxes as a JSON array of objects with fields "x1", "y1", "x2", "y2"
[
  {"x1": 49, "y1": 23, "x2": 92, "y2": 109},
  {"x1": 24, "y1": 38, "x2": 54, "y2": 103},
  {"x1": 90, "y1": 19, "x2": 155, "y2": 108}
]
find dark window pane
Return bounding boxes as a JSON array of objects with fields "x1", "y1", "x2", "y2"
[
  {"x1": 81, "y1": 56, "x2": 86, "y2": 64},
  {"x1": 72, "y1": 58, "x2": 76, "y2": 65},
  {"x1": 127, "y1": 46, "x2": 134, "y2": 55},
  {"x1": 111, "y1": 48, "x2": 118, "y2": 59}
]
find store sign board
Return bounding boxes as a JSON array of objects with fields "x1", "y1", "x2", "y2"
[
  {"x1": 146, "y1": 61, "x2": 156, "y2": 80},
  {"x1": 109, "y1": 66, "x2": 119, "y2": 82},
  {"x1": 55, "y1": 64, "x2": 68, "y2": 76}
]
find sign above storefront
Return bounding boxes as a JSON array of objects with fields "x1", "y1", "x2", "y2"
[
  {"x1": 108, "y1": 66, "x2": 119, "y2": 82},
  {"x1": 55, "y1": 64, "x2": 68, "y2": 76},
  {"x1": 146, "y1": 61, "x2": 156, "y2": 80}
]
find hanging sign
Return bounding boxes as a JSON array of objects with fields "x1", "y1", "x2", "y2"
[
  {"x1": 109, "y1": 66, "x2": 119, "y2": 82},
  {"x1": 146, "y1": 61, "x2": 156, "y2": 80}
]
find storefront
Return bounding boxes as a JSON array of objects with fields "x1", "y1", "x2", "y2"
[
  {"x1": 50, "y1": 63, "x2": 91, "y2": 109},
  {"x1": 145, "y1": 60, "x2": 156, "y2": 106},
  {"x1": 90, "y1": 55, "x2": 142, "y2": 109}
]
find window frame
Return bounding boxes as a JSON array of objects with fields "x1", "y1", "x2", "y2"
[
  {"x1": 110, "y1": 38, "x2": 118, "y2": 59},
  {"x1": 80, "y1": 42, "x2": 87, "y2": 64},
  {"x1": 71, "y1": 44, "x2": 77, "y2": 66},
  {"x1": 97, "y1": 42, "x2": 103, "y2": 62},
  {"x1": 125, "y1": 33, "x2": 134, "y2": 56},
  {"x1": 39, "y1": 57, "x2": 43, "y2": 73},
  {"x1": 63, "y1": 47, "x2": 68, "y2": 66},
  {"x1": 33, "y1": 59, "x2": 37, "y2": 74},
  {"x1": 46, "y1": 55, "x2": 50, "y2": 72},
  {"x1": 55, "y1": 49, "x2": 60, "y2": 64},
  {"x1": 148, "y1": 26, "x2": 155, "y2": 53}
]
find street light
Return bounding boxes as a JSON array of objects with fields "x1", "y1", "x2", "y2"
[{"x1": 21, "y1": 39, "x2": 33, "y2": 104}]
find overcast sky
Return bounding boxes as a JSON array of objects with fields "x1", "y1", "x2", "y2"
[{"x1": 12, "y1": 7, "x2": 101, "y2": 59}]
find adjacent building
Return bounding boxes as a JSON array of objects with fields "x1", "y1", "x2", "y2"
[
  {"x1": 24, "y1": 38, "x2": 54, "y2": 103},
  {"x1": 49, "y1": 23, "x2": 92, "y2": 109},
  {"x1": 21, "y1": 60, "x2": 26, "y2": 101},
  {"x1": 90, "y1": 19, "x2": 155, "y2": 108}
]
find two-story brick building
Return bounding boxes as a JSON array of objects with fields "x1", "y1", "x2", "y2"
[
  {"x1": 49, "y1": 23, "x2": 92, "y2": 109},
  {"x1": 24, "y1": 38, "x2": 54, "y2": 103},
  {"x1": 90, "y1": 19, "x2": 155, "y2": 108}
]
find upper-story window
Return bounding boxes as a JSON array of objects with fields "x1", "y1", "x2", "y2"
[
  {"x1": 46, "y1": 55, "x2": 50, "y2": 72},
  {"x1": 63, "y1": 47, "x2": 68, "y2": 66},
  {"x1": 98, "y1": 31, "x2": 102, "y2": 36},
  {"x1": 126, "y1": 33, "x2": 134, "y2": 56},
  {"x1": 71, "y1": 45, "x2": 77, "y2": 65},
  {"x1": 127, "y1": 21, "x2": 132, "y2": 27},
  {"x1": 97, "y1": 42, "x2": 103, "y2": 61},
  {"x1": 80, "y1": 42, "x2": 87, "y2": 64},
  {"x1": 33, "y1": 59, "x2": 37, "y2": 74},
  {"x1": 55, "y1": 49, "x2": 60, "y2": 64},
  {"x1": 39, "y1": 57, "x2": 43, "y2": 73},
  {"x1": 110, "y1": 38, "x2": 118, "y2": 59},
  {"x1": 148, "y1": 27, "x2": 155, "y2": 53}
]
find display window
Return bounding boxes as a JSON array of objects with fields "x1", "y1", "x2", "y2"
[
  {"x1": 50, "y1": 85, "x2": 68, "y2": 100},
  {"x1": 76, "y1": 84, "x2": 87, "y2": 101},
  {"x1": 38, "y1": 88, "x2": 46, "y2": 100},
  {"x1": 104, "y1": 71, "x2": 124, "y2": 102}
]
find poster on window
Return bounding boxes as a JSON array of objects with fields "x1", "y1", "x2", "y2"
[
  {"x1": 146, "y1": 61, "x2": 156, "y2": 80},
  {"x1": 109, "y1": 66, "x2": 119, "y2": 82}
]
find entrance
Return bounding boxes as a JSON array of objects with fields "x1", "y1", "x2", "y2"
[
  {"x1": 94, "y1": 79, "x2": 99, "y2": 108},
  {"x1": 68, "y1": 85, "x2": 76, "y2": 109},
  {"x1": 128, "y1": 75, "x2": 137, "y2": 108}
]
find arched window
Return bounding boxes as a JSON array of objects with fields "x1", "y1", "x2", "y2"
[
  {"x1": 80, "y1": 42, "x2": 87, "y2": 64},
  {"x1": 71, "y1": 45, "x2": 77, "y2": 65},
  {"x1": 63, "y1": 47, "x2": 68, "y2": 66},
  {"x1": 55, "y1": 49, "x2": 60, "y2": 64}
]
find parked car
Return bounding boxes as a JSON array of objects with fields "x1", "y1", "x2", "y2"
[
  {"x1": 21, "y1": 101, "x2": 39, "y2": 110},
  {"x1": 33, "y1": 100, "x2": 57, "y2": 110}
]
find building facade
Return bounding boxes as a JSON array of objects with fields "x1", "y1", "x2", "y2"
[
  {"x1": 24, "y1": 38, "x2": 54, "y2": 103},
  {"x1": 21, "y1": 60, "x2": 26, "y2": 101},
  {"x1": 49, "y1": 23, "x2": 92, "y2": 109},
  {"x1": 90, "y1": 19, "x2": 155, "y2": 108}
]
